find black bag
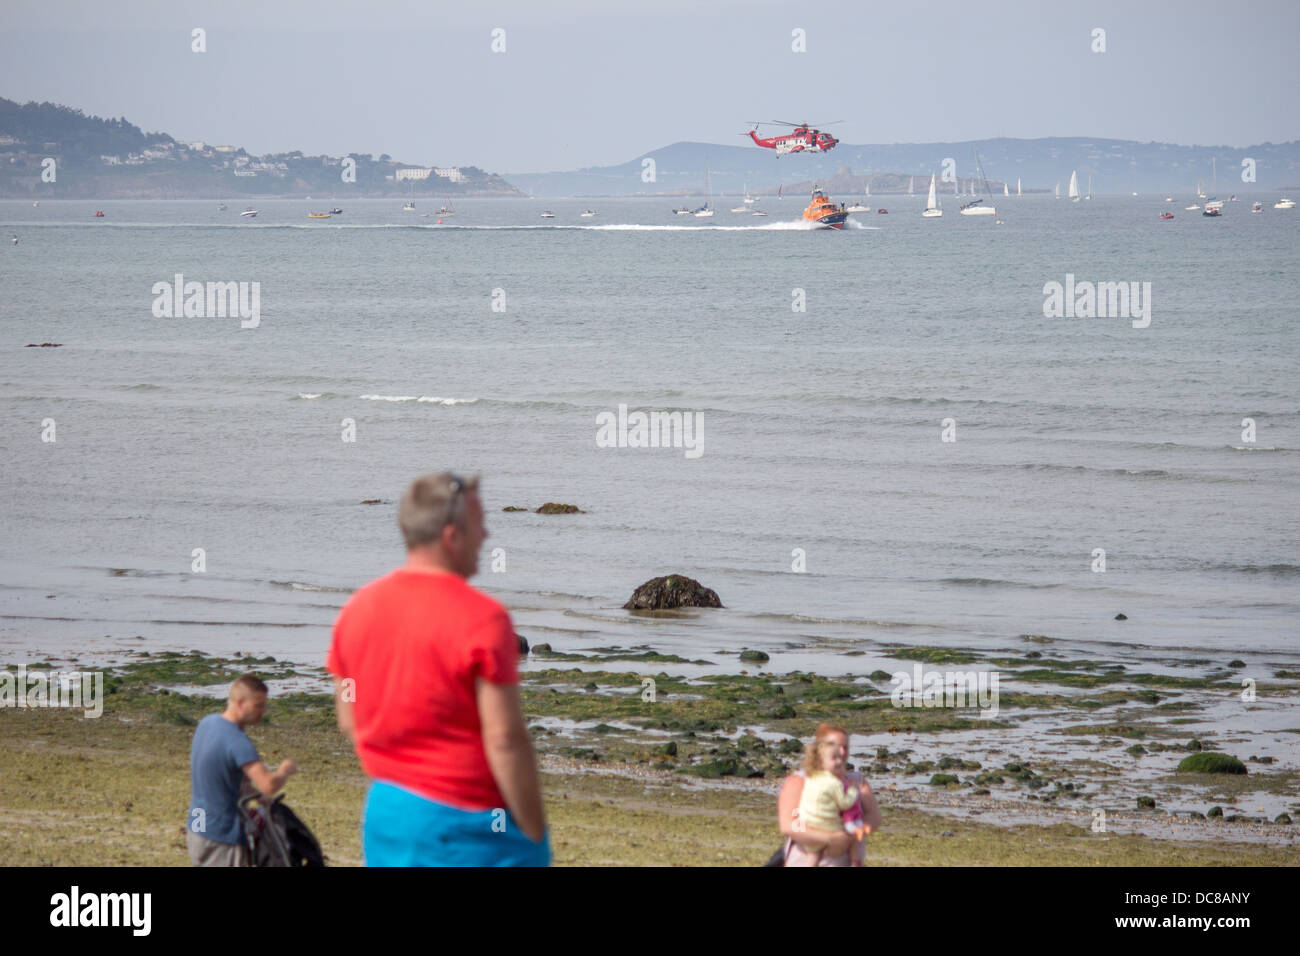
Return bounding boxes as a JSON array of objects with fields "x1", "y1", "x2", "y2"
[{"x1": 240, "y1": 793, "x2": 326, "y2": 867}]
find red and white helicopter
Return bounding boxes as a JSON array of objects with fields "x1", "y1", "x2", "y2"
[{"x1": 744, "y1": 121, "x2": 841, "y2": 155}]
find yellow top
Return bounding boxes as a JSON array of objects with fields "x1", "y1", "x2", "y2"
[{"x1": 797, "y1": 770, "x2": 860, "y2": 833}]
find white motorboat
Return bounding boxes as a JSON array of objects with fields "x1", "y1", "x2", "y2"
[
  {"x1": 240, "y1": 208, "x2": 258, "y2": 217},
  {"x1": 1275, "y1": 198, "x2": 1296, "y2": 210}
]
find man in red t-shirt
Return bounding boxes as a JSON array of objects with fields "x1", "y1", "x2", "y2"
[{"x1": 327, "y1": 472, "x2": 549, "y2": 865}]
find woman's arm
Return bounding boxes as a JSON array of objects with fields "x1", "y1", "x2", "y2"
[
  {"x1": 858, "y1": 780, "x2": 883, "y2": 833},
  {"x1": 777, "y1": 775, "x2": 850, "y2": 856}
]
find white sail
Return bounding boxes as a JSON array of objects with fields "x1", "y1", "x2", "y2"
[
  {"x1": 924, "y1": 173, "x2": 942, "y2": 217},
  {"x1": 1003, "y1": 182, "x2": 1009, "y2": 197},
  {"x1": 1086, "y1": 174, "x2": 1092, "y2": 200},
  {"x1": 1068, "y1": 170, "x2": 1080, "y2": 201},
  {"x1": 1055, "y1": 182, "x2": 1061, "y2": 199},
  {"x1": 1017, "y1": 178, "x2": 1021, "y2": 197},
  {"x1": 907, "y1": 176, "x2": 914, "y2": 196}
]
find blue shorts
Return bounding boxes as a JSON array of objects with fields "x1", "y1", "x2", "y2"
[{"x1": 362, "y1": 780, "x2": 552, "y2": 867}]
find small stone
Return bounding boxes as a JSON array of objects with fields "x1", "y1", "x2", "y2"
[
  {"x1": 1207, "y1": 805, "x2": 1223, "y2": 818},
  {"x1": 1114, "y1": 613, "x2": 1128, "y2": 620},
  {"x1": 1274, "y1": 813, "x2": 1292, "y2": 825},
  {"x1": 739, "y1": 649, "x2": 770, "y2": 663},
  {"x1": 1227, "y1": 659, "x2": 1246, "y2": 668},
  {"x1": 516, "y1": 633, "x2": 529, "y2": 655},
  {"x1": 532, "y1": 643, "x2": 552, "y2": 654}
]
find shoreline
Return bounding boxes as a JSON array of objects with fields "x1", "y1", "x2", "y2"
[{"x1": 0, "y1": 651, "x2": 1295, "y2": 864}]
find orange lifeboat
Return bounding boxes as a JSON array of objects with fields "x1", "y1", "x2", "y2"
[{"x1": 801, "y1": 187, "x2": 849, "y2": 229}]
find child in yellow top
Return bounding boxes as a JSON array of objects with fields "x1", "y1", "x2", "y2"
[{"x1": 797, "y1": 731, "x2": 870, "y2": 866}]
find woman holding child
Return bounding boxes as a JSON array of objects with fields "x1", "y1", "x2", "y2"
[{"x1": 776, "y1": 722, "x2": 882, "y2": 867}]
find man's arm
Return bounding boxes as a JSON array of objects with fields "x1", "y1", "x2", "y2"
[
  {"x1": 333, "y1": 676, "x2": 355, "y2": 743},
  {"x1": 476, "y1": 677, "x2": 546, "y2": 843},
  {"x1": 243, "y1": 758, "x2": 297, "y2": 797}
]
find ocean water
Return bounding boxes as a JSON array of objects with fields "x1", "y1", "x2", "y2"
[{"x1": 1, "y1": 196, "x2": 1297, "y2": 678}]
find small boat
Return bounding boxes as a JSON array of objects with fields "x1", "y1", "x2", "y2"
[
  {"x1": 94, "y1": 210, "x2": 105, "y2": 218},
  {"x1": 402, "y1": 201, "x2": 415, "y2": 211},
  {"x1": 1251, "y1": 202, "x2": 1263, "y2": 213},
  {"x1": 218, "y1": 202, "x2": 228, "y2": 211},
  {"x1": 1068, "y1": 170, "x2": 1080, "y2": 203},
  {"x1": 330, "y1": 207, "x2": 342, "y2": 215},
  {"x1": 1202, "y1": 207, "x2": 1222, "y2": 217},
  {"x1": 1054, "y1": 182, "x2": 1061, "y2": 199},
  {"x1": 437, "y1": 202, "x2": 455, "y2": 216},
  {"x1": 1229, "y1": 195, "x2": 1238, "y2": 202},
  {"x1": 1185, "y1": 204, "x2": 1200, "y2": 211},
  {"x1": 876, "y1": 208, "x2": 888, "y2": 214},
  {"x1": 694, "y1": 162, "x2": 714, "y2": 216},
  {"x1": 1275, "y1": 198, "x2": 1296, "y2": 210},
  {"x1": 960, "y1": 199, "x2": 996, "y2": 216},
  {"x1": 1163, "y1": 196, "x2": 1173, "y2": 203},
  {"x1": 32, "y1": 201, "x2": 39, "y2": 207},
  {"x1": 845, "y1": 202, "x2": 870, "y2": 213},
  {"x1": 730, "y1": 204, "x2": 748, "y2": 213},
  {"x1": 750, "y1": 210, "x2": 767, "y2": 216},
  {"x1": 307, "y1": 212, "x2": 331, "y2": 219},
  {"x1": 240, "y1": 208, "x2": 258, "y2": 217},
  {"x1": 540, "y1": 210, "x2": 556, "y2": 218},
  {"x1": 1159, "y1": 212, "x2": 1174, "y2": 220},
  {"x1": 581, "y1": 209, "x2": 596, "y2": 217},
  {"x1": 922, "y1": 173, "x2": 942, "y2": 218},
  {"x1": 801, "y1": 186, "x2": 849, "y2": 229},
  {"x1": 672, "y1": 207, "x2": 693, "y2": 215}
]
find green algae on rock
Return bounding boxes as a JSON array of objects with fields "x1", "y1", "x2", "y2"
[
  {"x1": 623, "y1": 575, "x2": 723, "y2": 610},
  {"x1": 536, "y1": 502, "x2": 583, "y2": 514},
  {"x1": 1177, "y1": 752, "x2": 1248, "y2": 775}
]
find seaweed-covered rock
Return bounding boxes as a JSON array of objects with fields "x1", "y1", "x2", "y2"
[
  {"x1": 623, "y1": 575, "x2": 723, "y2": 610},
  {"x1": 929, "y1": 774, "x2": 959, "y2": 786},
  {"x1": 516, "y1": 633, "x2": 529, "y2": 656},
  {"x1": 1186, "y1": 738, "x2": 1203, "y2": 752},
  {"x1": 536, "y1": 502, "x2": 583, "y2": 514},
  {"x1": 739, "y1": 649, "x2": 769, "y2": 663},
  {"x1": 502, "y1": 505, "x2": 528, "y2": 512},
  {"x1": 1207, "y1": 805, "x2": 1223, "y2": 818},
  {"x1": 1177, "y1": 752, "x2": 1247, "y2": 775},
  {"x1": 1137, "y1": 795, "x2": 1156, "y2": 809},
  {"x1": 1274, "y1": 813, "x2": 1293, "y2": 825},
  {"x1": 778, "y1": 738, "x2": 803, "y2": 755},
  {"x1": 531, "y1": 643, "x2": 553, "y2": 654}
]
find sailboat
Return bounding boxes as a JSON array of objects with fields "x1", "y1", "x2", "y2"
[
  {"x1": 1068, "y1": 171, "x2": 1080, "y2": 202},
  {"x1": 923, "y1": 173, "x2": 942, "y2": 218},
  {"x1": 694, "y1": 163, "x2": 714, "y2": 217},
  {"x1": 1085, "y1": 174, "x2": 1092, "y2": 201},
  {"x1": 960, "y1": 149, "x2": 997, "y2": 216},
  {"x1": 1055, "y1": 182, "x2": 1061, "y2": 200},
  {"x1": 1003, "y1": 182, "x2": 1010, "y2": 197},
  {"x1": 907, "y1": 176, "x2": 915, "y2": 198},
  {"x1": 1017, "y1": 178, "x2": 1021, "y2": 197},
  {"x1": 436, "y1": 196, "x2": 456, "y2": 217},
  {"x1": 1197, "y1": 179, "x2": 1207, "y2": 199}
]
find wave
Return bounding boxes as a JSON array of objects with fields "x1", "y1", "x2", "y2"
[
  {"x1": 358, "y1": 394, "x2": 479, "y2": 405},
  {"x1": 297, "y1": 393, "x2": 323, "y2": 400},
  {"x1": 268, "y1": 579, "x2": 355, "y2": 593},
  {"x1": 939, "y1": 577, "x2": 1066, "y2": 590}
]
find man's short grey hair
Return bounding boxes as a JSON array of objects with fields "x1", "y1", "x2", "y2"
[{"x1": 398, "y1": 472, "x2": 481, "y2": 550}]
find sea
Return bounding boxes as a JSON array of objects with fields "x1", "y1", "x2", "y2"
[{"x1": 2, "y1": 196, "x2": 1298, "y2": 683}]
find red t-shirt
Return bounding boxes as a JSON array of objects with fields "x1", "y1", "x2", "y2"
[{"x1": 325, "y1": 567, "x2": 519, "y2": 810}]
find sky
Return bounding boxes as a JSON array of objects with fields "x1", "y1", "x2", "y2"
[{"x1": 1, "y1": 0, "x2": 1297, "y2": 174}]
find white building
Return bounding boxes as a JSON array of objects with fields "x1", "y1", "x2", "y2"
[
  {"x1": 395, "y1": 167, "x2": 433, "y2": 182},
  {"x1": 434, "y1": 167, "x2": 466, "y2": 183}
]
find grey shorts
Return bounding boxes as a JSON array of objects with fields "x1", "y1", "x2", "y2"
[{"x1": 187, "y1": 829, "x2": 250, "y2": 867}]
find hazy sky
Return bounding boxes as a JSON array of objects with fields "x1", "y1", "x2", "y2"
[{"x1": 2, "y1": 0, "x2": 1297, "y2": 173}]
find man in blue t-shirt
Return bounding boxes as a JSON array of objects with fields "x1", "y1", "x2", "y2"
[{"x1": 187, "y1": 674, "x2": 298, "y2": 866}]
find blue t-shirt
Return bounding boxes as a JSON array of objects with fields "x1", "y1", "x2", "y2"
[{"x1": 188, "y1": 713, "x2": 260, "y2": 845}]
